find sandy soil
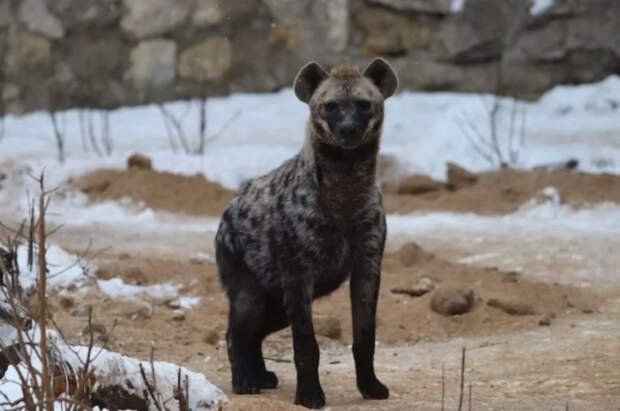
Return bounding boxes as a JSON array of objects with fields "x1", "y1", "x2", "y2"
[
  {"x1": 4, "y1": 163, "x2": 620, "y2": 410},
  {"x1": 73, "y1": 164, "x2": 620, "y2": 217},
  {"x1": 42, "y1": 244, "x2": 619, "y2": 410},
  {"x1": 383, "y1": 167, "x2": 620, "y2": 215}
]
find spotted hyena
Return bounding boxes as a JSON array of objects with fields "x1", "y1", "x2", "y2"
[{"x1": 215, "y1": 58, "x2": 398, "y2": 409}]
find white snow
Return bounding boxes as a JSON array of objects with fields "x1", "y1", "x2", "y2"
[
  {"x1": 387, "y1": 188, "x2": 620, "y2": 240},
  {"x1": 1, "y1": 75, "x2": 619, "y2": 198},
  {"x1": 0, "y1": 74, "x2": 619, "y2": 287},
  {"x1": 530, "y1": 0, "x2": 554, "y2": 15},
  {"x1": 450, "y1": 0, "x2": 465, "y2": 13},
  {"x1": 96, "y1": 277, "x2": 182, "y2": 299},
  {"x1": 13, "y1": 244, "x2": 91, "y2": 292},
  {"x1": 0, "y1": 329, "x2": 227, "y2": 410},
  {"x1": 177, "y1": 295, "x2": 202, "y2": 308}
]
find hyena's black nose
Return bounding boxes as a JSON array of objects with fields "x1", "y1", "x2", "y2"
[{"x1": 337, "y1": 120, "x2": 357, "y2": 138}]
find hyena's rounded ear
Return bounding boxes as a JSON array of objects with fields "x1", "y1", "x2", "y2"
[
  {"x1": 363, "y1": 58, "x2": 399, "y2": 99},
  {"x1": 294, "y1": 61, "x2": 329, "y2": 103}
]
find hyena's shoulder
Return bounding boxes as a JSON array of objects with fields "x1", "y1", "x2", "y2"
[{"x1": 219, "y1": 154, "x2": 312, "y2": 237}]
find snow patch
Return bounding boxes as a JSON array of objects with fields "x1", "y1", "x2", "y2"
[
  {"x1": 12, "y1": 244, "x2": 91, "y2": 293},
  {"x1": 96, "y1": 277, "x2": 182, "y2": 299},
  {"x1": 0, "y1": 329, "x2": 227, "y2": 410},
  {"x1": 387, "y1": 196, "x2": 620, "y2": 239},
  {"x1": 530, "y1": 0, "x2": 554, "y2": 15},
  {"x1": 451, "y1": 0, "x2": 466, "y2": 13},
  {"x1": 177, "y1": 296, "x2": 202, "y2": 309}
]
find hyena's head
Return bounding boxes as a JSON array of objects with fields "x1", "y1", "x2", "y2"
[{"x1": 294, "y1": 58, "x2": 398, "y2": 150}]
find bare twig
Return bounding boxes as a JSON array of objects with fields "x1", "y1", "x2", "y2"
[
  {"x1": 174, "y1": 368, "x2": 190, "y2": 411},
  {"x1": 36, "y1": 174, "x2": 53, "y2": 410},
  {"x1": 441, "y1": 363, "x2": 445, "y2": 411},
  {"x1": 197, "y1": 97, "x2": 207, "y2": 155},
  {"x1": 457, "y1": 347, "x2": 466, "y2": 411},
  {"x1": 158, "y1": 104, "x2": 189, "y2": 154},
  {"x1": 101, "y1": 110, "x2": 112, "y2": 156},
  {"x1": 48, "y1": 112, "x2": 65, "y2": 163}
]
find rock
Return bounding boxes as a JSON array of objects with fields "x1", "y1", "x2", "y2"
[
  {"x1": 82, "y1": 322, "x2": 108, "y2": 337},
  {"x1": 313, "y1": 0, "x2": 349, "y2": 52},
  {"x1": 49, "y1": 0, "x2": 121, "y2": 29},
  {"x1": 193, "y1": 0, "x2": 224, "y2": 27},
  {"x1": 397, "y1": 242, "x2": 430, "y2": 267},
  {"x1": 178, "y1": 38, "x2": 232, "y2": 82},
  {"x1": 377, "y1": 154, "x2": 404, "y2": 189},
  {"x1": 439, "y1": 0, "x2": 528, "y2": 63},
  {"x1": 123, "y1": 266, "x2": 147, "y2": 285},
  {"x1": 120, "y1": 301, "x2": 153, "y2": 320},
  {"x1": 538, "y1": 314, "x2": 552, "y2": 326},
  {"x1": 19, "y1": 0, "x2": 65, "y2": 39},
  {"x1": 120, "y1": 0, "x2": 193, "y2": 38},
  {"x1": 59, "y1": 296, "x2": 74, "y2": 309},
  {"x1": 204, "y1": 329, "x2": 219, "y2": 345},
  {"x1": 446, "y1": 162, "x2": 478, "y2": 190},
  {"x1": 65, "y1": 36, "x2": 122, "y2": 79},
  {"x1": 391, "y1": 277, "x2": 436, "y2": 297},
  {"x1": 127, "y1": 153, "x2": 152, "y2": 170},
  {"x1": 396, "y1": 175, "x2": 444, "y2": 195},
  {"x1": 357, "y1": 6, "x2": 432, "y2": 55},
  {"x1": 501, "y1": 271, "x2": 520, "y2": 283},
  {"x1": 54, "y1": 62, "x2": 75, "y2": 84},
  {"x1": 314, "y1": 316, "x2": 342, "y2": 340},
  {"x1": 2, "y1": 84, "x2": 20, "y2": 102},
  {"x1": 125, "y1": 39, "x2": 176, "y2": 89},
  {"x1": 5, "y1": 30, "x2": 52, "y2": 78},
  {"x1": 263, "y1": 0, "x2": 312, "y2": 20},
  {"x1": 356, "y1": 7, "x2": 406, "y2": 55},
  {"x1": 171, "y1": 310, "x2": 186, "y2": 321},
  {"x1": 367, "y1": 0, "x2": 451, "y2": 14},
  {"x1": 430, "y1": 285, "x2": 475, "y2": 316},
  {"x1": 0, "y1": 1, "x2": 12, "y2": 29},
  {"x1": 487, "y1": 298, "x2": 537, "y2": 316}
]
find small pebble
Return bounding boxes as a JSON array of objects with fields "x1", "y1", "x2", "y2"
[
  {"x1": 172, "y1": 310, "x2": 186, "y2": 321},
  {"x1": 538, "y1": 314, "x2": 552, "y2": 326}
]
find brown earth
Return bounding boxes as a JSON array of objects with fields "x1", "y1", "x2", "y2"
[
  {"x1": 72, "y1": 168, "x2": 235, "y2": 216},
  {"x1": 383, "y1": 167, "x2": 620, "y2": 215},
  {"x1": 73, "y1": 165, "x2": 620, "y2": 218},
  {"x1": 41, "y1": 240, "x2": 607, "y2": 410},
  {"x1": 47, "y1": 165, "x2": 620, "y2": 409},
  {"x1": 49, "y1": 243, "x2": 596, "y2": 355}
]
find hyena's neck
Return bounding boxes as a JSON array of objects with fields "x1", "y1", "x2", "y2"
[{"x1": 303, "y1": 130, "x2": 380, "y2": 209}]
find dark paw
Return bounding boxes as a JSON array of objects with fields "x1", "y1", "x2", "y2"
[
  {"x1": 232, "y1": 371, "x2": 262, "y2": 394},
  {"x1": 359, "y1": 378, "x2": 389, "y2": 400},
  {"x1": 260, "y1": 370, "x2": 278, "y2": 389},
  {"x1": 295, "y1": 385, "x2": 326, "y2": 409}
]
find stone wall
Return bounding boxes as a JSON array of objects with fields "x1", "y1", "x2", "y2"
[{"x1": 1, "y1": 0, "x2": 619, "y2": 114}]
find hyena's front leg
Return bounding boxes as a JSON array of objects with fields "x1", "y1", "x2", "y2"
[
  {"x1": 350, "y1": 222, "x2": 389, "y2": 400},
  {"x1": 283, "y1": 276, "x2": 325, "y2": 409}
]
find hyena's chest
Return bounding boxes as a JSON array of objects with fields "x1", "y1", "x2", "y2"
[{"x1": 306, "y1": 216, "x2": 358, "y2": 298}]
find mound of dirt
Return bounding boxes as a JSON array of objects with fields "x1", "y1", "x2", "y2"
[
  {"x1": 74, "y1": 163, "x2": 620, "y2": 218},
  {"x1": 383, "y1": 167, "x2": 620, "y2": 215},
  {"x1": 74, "y1": 168, "x2": 235, "y2": 216}
]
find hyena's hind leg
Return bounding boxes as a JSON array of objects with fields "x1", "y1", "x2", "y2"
[{"x1": 217, "y1": 246, "x2": 279, "y2": 393}]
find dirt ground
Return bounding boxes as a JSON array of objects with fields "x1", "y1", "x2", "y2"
[
  {"x1": 7, "y1": 162, "x2": 620, "y2": 410},
  {"x1": 73, "y1": 163, "x2": 620, "y2": 217}
]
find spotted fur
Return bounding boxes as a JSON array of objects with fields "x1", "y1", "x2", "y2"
[{"x1": 215, "y1": 58, "x2": 398, "y2": 409}]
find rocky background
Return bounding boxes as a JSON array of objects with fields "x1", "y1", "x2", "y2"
[{"x1": 0, "y1": 0, "x2": 619, "y2": 114}]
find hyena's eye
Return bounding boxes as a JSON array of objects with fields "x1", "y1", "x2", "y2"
[
  {"x1": 355, "y1": 100, "x2": 371, "y2": 111},
  {"x1": 324, "y1": 102, "x2": 338, "y2": 113}
]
